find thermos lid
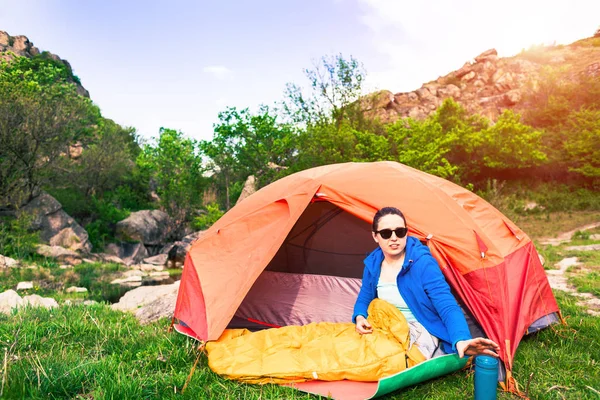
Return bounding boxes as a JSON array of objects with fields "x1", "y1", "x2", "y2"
[{"x1": 475, "y1": 355, "x2": 499, "y2": 368}]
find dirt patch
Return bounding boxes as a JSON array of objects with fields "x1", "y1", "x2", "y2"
[
  {"x1": 539, "y1": 222, "x2": 600, "y2": 245},
  {"x1": 543, "y1": 223, "x2": 600, "y2": 316}
]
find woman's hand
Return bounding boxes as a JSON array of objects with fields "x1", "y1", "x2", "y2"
[
  {"x1": 355, "y1": 315, "x2": 373, "y2": 334},
  {"x1": 456, "y1": 338, "x2": 500, "y2": 358}
]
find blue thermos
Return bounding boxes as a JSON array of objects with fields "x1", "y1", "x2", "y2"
[{"x1": 474, "y1": 355, "x2": 498, "y2": 400}]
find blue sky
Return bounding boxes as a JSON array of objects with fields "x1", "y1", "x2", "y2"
[{"x1": 1, "y1": 0, "x2": 598, "y2": 142}]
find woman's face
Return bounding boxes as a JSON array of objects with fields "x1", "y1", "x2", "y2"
[{"x1": 372, "y1": 214, "x2": 407, "y2": 258}]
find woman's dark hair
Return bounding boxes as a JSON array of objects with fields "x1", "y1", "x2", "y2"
[{"x1": 372, "y1": 207, "x2": 406, "y2": 232}]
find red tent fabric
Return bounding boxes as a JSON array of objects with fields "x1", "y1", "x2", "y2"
[{"x1": 174, "y1": 161, "x2": 559, "y2": 387}]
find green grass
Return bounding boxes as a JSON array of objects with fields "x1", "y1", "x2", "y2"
[
  {"x1": 568, "y1": 272, "x2": 600, "y2": 297},
  {"x1": 0, "y1": 292, "x2": 598, "y2": 399},
  {"x1": 0, "y1": 261, "x2": 130, "y2": 303}
]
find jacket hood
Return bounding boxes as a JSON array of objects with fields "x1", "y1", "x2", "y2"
[{"x1": 364, "y1": 236, "x2": 430, "y2": 274}]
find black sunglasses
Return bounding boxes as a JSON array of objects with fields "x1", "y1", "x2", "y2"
[{"x1": 375, "y1": 227, "x2": 408, "y2": 240}]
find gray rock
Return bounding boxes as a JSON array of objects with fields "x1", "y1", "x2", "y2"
[
  {"x1": 123, "y1": 270, "x2": 147, "y2": 278},
  {"x1": 474, "y1": 49, "x2": 498, "y2": 63},
  {"x1": 115, "y1": 210, "x2": 172, "y2": 245},
  {"x1": 0, "y1": 31, "x2": 9, "y2": 46},
  {"x1": 565, "y1": 244, "x2": 600, "y2": 252},
  {"x1": 134, "y1": 289, "x2": 179, "y2": 324},
  {"x1": 16, "y1": 281, "x2": 33, "y2": 291},
  {"x1": 36, "y1": 245, "x2": 82, "y2": 265},
  {"x1": 0, "y1": 290, "x2": 23, "y2": 314},
  {"x1": 110, "y1": 275, "x2": 143, "y2": 287},
  {"x1": 112, "y1": 281, "x2": 180, "y2": 312},
  {"x1": 21, "y1": 192, "x2": 91, "y2": 253},
  {"x1": 236, "y1": 175, "x2": 257, "y2": 205},
  {"x1": 143, "y1": 254, "x2": 168, "y2": 266},
  {"x1": 106, "y1": 242, "x2": 148, "y2": 266},
  {"x1": 49, "y1": 227, "x2": 89, "y2": 252},
  {"x1": 65, "y1": 286, "x2": 88, "y2": 293},
  {"x1": 0, "y1": 255, "x2": 19, "y2": 268},
  {"x1": 23, "y1": 294, "x2": 58, "y2": 309}
]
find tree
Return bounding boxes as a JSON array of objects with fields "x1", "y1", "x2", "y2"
[
  {"x1": 200, "y1": 106, "x2": 297, "y2": 209},
  {"x1": 0, "y1": 81, "x2": 97, "y2": 206},
  {"x1": 476, "y1": 110, "x2": 547, "y2": 171},
  {"x1": 137, "y1": 128, "x2": 208, "y2": 231},
  {"x1": 282, "y1": 54, "x2": 366, "y2": 128},
  {"x1": 0, "y1": 54, "x2": 99, "y2": 207},
  {"x1": 60, "y1": 119, "x2": 140, "y2": 198},
  {"x1": 386, "y1": 118, "x2": 458, "y2": 179},
  {"x1": 563, "y1": 109, "x2": 600, "y2": 180}
]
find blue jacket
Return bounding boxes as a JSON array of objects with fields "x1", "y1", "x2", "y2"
[{"x1": 352, "y1": 236, "x2": 471, "y2": 353}]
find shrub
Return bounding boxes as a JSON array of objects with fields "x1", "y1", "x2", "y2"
[
  {"x1": 0, "y1": 213, "x2": 40, "y2": 259},
  {"x1": 193, "y1": 203, "x2": 224, "y2": 230}
]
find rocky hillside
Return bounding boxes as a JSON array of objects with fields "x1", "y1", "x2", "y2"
[
  {"x1": 365, "y1": 36, "x2": 600, "y2": 123},
  {"x1": 0, "y1": 30, "x2": 89, "y2": 97}
]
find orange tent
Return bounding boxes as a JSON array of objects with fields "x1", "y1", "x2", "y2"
[{"x1": 174, "y1": 161, "x2": 559, "y2": 391}]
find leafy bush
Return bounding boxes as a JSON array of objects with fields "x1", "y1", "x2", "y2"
[
  {"x1": 572, "y1": 230, "x2": 591, "y2": 240},
  {"x1": 0, "y1": 213, "x2": 40, "y2": 259},
  {"x1": 193, "y1": 203, "x2": 224, "y2": 230},
  {"x1": 84, "y1": 197, "x2": 130, "y2": 251}
]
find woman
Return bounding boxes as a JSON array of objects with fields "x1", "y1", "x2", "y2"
[{"x1": 353, "y1": 207, "x2": 499, "y2": 359}]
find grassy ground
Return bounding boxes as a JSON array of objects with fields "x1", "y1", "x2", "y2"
[
  {"x1": 0, "y1": 291, "x2": 598, "y2": 399},
  {"x1": 1, "y1": 211, "x2": 599, "y2": 399},
  {"x1": 509, "y1": 211, "x2": 600, "y2": 241}
]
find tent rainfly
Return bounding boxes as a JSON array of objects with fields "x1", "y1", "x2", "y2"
[{"x1": 174, "y1": 161, "x2": 560, "y2": 399}]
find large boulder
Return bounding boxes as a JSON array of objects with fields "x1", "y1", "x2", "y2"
[
  {"x1": 21, "y1": 192, "x2": 91, "y2": 253},
  {"x1": 115, "y1": 210, "x2": 172, "y2": 245},
  {"x1": 112, "y1": 281, "x2": 180, "y2": 313},
  {"x1": 105, "y1": 242, "x2": 148, "y2": 266}
]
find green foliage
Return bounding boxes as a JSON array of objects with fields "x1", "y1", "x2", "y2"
[
  {"x1": 476, "y1": 110, "x2": 547, "y2": 170},
  {"x1": 84, "y1": 197, "x2": 131, "y2": 251},
  {"x1": 0, "y1": 55, "x2": 100, "y2": 206},
  {"x1": 201, "y1": 106, "x2": 296, "y2": 209},
  {"x1": 283, "y1": 53, "x2": 366, "y2": 128},
  {"x1": 572, "y1": 230, "x2": 591, "y2": 240},
  {"x1": 53, "y1": 118, "x2": 141, "y2": 199},
  {"x1": 294, "y1": 122, "x2": 365, "y2": 169},
  {"x1": 0, "y1": 213, "x2": 40, "y2": 259},
  {"x1": 0, "y1": 52, "x2": 79, "y2": 88},
  {"x1": 387, "y1": 118, "x2": 457, "y2": 178},
  {"x1": 569, "y1": 271, "x2": 600, "y2": 297},
  {"x1": 562, "y1": 109, "x2": 600, "y2": 179},
  {"x1": 193, "y1": 203, "x2": 224, "y2": 230},
  {"x1": 138, "y1": 128, "x2": 207, "y2": 228}
]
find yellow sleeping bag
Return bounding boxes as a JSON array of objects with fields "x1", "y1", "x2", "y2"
[{"x1": 206, "y1": 299, "x2": 426, "y2": 384}]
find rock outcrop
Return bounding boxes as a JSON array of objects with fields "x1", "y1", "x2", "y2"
[
  {"x1": 365, "y1": 39, "x2": 600, "y2": 124},
  {"x1": 21, "y1": 192, "x2": 92, "y2": 253},
  {"x1": 236, "y1": 175, "x2": 257, "y2": 205},
  {"x1": 115, "y1": 210, "x2": 172, "y2": 246},
  {"x1": 0, "y1": 30, "x2": 89, "y2": 97}
]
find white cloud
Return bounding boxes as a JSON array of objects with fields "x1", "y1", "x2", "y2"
[
  {"x1": 358, "y1": 0, "x2": 600, "y2": 93},
  {"x1": 202, "y1": 65, "x2": 233, "y2": 80}
]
